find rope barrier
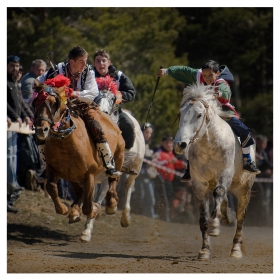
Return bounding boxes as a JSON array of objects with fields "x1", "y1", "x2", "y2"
[{"x1": 143, "y1": 158, "x2": 273, "y2": 183}]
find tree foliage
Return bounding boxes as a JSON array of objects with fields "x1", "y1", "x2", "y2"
[{"x1": 7, "y1": 7, "x2": 273, "y2": 145}]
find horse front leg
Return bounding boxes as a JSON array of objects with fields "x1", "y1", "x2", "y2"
[
  {"x1": 105, "y1": 177, "x2": 119, "y2": 215},
  {"x1": 82, "y1": 174, "x2": 100, "y2": 219},
  {"x1": 198, "y1": 200, "x2": 211, "y2": 260},
  {"x1": 68, "y1": 182, "x2": 83, "y2": 224},
  {"x1": 45, "y1": 171, "x2": 70, "y2": 216},
  {"x1": 80, "y1": 177, "x2": 108, "y2": 242},
  {"x1": 230, "y1": 186, "x2": 251, "y2": 258},
  {"x1": 208, "y1": 185, "x2": 226, "y2": 236},
  {"x1": 121, "y1": 174, "x2": 137, "y2": 227}
]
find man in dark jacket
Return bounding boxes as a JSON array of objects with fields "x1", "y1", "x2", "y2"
[{"x1": 7, "y1": 55, "x2": 32, "y2": 212}]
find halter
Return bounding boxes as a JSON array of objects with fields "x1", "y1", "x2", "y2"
[
  {"x1": 187, "y1": 98, "x2": 210, "y2": 144},
  {"x1": 35, "y1": 91, "x2": 76, "y2": 139}
]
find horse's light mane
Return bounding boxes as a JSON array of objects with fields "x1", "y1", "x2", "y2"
[{"x1": 181, "y1": 83, "x2": 232, "y2": 119}]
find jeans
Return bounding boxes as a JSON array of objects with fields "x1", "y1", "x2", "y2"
[{"x1": 7, "y1": 131, "x2": 18, "y2": 188}]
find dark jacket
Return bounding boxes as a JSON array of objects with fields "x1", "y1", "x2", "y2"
[
  {"x1": 94, "y1": 65, "x2": 136, "y2": 103},
  {"x1": 7, "y1": 73, "x2": 33, "y2": 121}
]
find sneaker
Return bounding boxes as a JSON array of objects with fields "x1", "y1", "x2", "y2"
[
  {"x1": 243, "y1": 161, "x2": 261, "y2": 174},
  {"x1": 7, "y1": 202, "x2": 19, "y2": 213},
  {"x1": 180, "y1": 169, "x2": 191, "y2": 182},
  {"x1": 105, "y1": 169, "x2": 122, "y2": 178}
]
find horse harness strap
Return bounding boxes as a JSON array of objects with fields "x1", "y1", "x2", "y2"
[
  {"x1": 49, "y1": 117, "x2": 77, "y2": 139},
  {"x1": 189, "y1": 98, "x2": 210, "y2": 144}
]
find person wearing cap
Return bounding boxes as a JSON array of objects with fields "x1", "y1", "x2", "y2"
[
  {"x1": 7, "y1": 55, "x2": 32, "y2": 212},
  {"x1": 153, "y1": 135, "x2": 187, "y2": 222},
  {"x1": 92, "y1": 49, "x2": 136, "y2": 150},
  {"x1": 157, "y1": 60, "x2": 260, "y2": 182}
]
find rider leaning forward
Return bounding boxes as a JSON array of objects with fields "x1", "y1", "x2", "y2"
[
  {"x1": 157, "y1": 60, "x2": 261, "y2": 182},
  {"x1": 36, "y1": 46, "x2": 121, "y2": 178}
]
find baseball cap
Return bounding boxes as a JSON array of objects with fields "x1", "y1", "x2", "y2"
[{"x1": 7, "y1": 55, "x2": 20, "y2": 63}]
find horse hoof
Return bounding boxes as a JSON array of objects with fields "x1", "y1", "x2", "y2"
[
  {"x1": 68, "y1": 216, "x2": 81, "y2": 224},
  {"x1": 120, "y1": 215, "x2": 131, "y2": 227},
  {"x1": 208, "y1": 227, "x2": 220, "y2": 236},
  {"x1": 105, "y1": 206, "x2": 117, "y2": 215},
  {"x1": 197, "y1": 249, "x2": 211, "y2": 261},
  {"x1": 80, "y1": 234, "x2": 91, "y2": 242},
  {"x1": 230, "y1": 249, "x2": 242, "y2": 258}
]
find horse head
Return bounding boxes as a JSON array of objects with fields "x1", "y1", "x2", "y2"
[
  {"x1": 32, "y1": 78, "x2": 69, "y2": 140},
  {"x1": 174, "y1": 84, "x2": 215, "y2": 155}
]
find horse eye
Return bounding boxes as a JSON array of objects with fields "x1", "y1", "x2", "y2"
[{"x1": 197, "y1": 113, "x2": 202, "y2": 118}]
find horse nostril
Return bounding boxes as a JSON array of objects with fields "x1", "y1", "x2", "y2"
[
  {"x1": 43, "y1": 127, "x2": 49, "y2": 132},
  {"x1": 180, "y1": 142, "x2": 187, "y2": 149}
]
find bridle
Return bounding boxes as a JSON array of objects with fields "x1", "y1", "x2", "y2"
[
  {"x1": 34, "y1": 90, "x2": 76, "y2": 139},
  {"x1": 34, "y1": 91, "x2": 61, "y2": 127},
  {"x1": 184, "y1": 98, "x2": 210, "y2": 144}
]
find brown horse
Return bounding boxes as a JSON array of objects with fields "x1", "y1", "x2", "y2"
[{"x1": 32, "y1": 80, "x2": 125, "y2": 224}]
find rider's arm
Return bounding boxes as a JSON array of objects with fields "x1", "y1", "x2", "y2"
[
  {"x1": 159, "y1": 66, "x2": 198, "y2": 85},
  {"x1": 118, "y1": 73, "x2": 136, "y2": 103},
  {"x1": 215, "y1": 80, "x2": 231, "y2": 103},
  {"x1": 76, "y1": 68, "x2": 99, "y2": 101}
]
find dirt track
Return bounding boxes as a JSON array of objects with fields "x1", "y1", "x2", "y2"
[{"x1": 7, "y1": 190, "x2": 273, "y2": 273}]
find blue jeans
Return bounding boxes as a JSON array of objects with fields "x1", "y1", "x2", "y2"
[{"x1": 7, "y1": 131, "x2": 18, "y2": 188}]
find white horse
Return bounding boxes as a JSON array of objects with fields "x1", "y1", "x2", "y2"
[
  {"x1": 173, "y1": 83, "x2": 256, "y2": 260},
  {"x1": 80, "y1": 92, "x2": 145, "y2": 242}
]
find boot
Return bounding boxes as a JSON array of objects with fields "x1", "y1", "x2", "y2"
[
  {"x1": 96, "y1": 141, "x2": 122, "y2": 178},
  {"x1": 243, "y1": 161, "x2": 261, "y2": 174},
  {"x1": 180, "y1": 168, "x2": 191, "y2": 182}
]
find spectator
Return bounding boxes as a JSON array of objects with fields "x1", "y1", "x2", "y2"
[
  {"x1": 21, "y1": 59, "x2": 47, "y2": 105},
  {"x1": 7, "y1": 55, "x2": 32, "y2": 212},
  {"x1": 254, "y1": 134, "x2": 273, "y2": 226},
  {"x1": 153, "y1": 135, "x2": 187, "y2": 222},
  {"x1": 18, "y1": 59, "x2": 47, "y2": 190},
  {"x1": 131, "y1": 123, "x2": 157, "y2": 218}
]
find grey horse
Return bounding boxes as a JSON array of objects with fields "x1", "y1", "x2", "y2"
[{"x1": 174, "y1": 83, "x2": 256, "y2": 260}]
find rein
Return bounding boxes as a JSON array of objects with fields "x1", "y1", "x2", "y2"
[{"x1": 189, "y1": 98, "x2": 210, "y2": 144}]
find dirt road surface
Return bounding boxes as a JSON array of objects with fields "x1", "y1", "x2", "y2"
[{"x1": 7, "y1": 189, "x2": 273, "y2": 274}]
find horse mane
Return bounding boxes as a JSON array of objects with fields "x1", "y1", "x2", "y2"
[{"x1": 181, "y1": 83, "x2": 232, "y2": 119}]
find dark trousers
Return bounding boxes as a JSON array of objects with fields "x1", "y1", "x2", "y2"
[
  {"x1": 117, "y1": 110, "x2": 135, "y2": 149},
  {"x1": 227, "y1": 117, "x2": 255, "y2": 148}
]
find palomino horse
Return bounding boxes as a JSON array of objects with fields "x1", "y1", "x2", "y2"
[
  {"x1": 174, "y1": 83, "x2": 256, "y2": 260},
  {"x1": 32, "y1": 79, "x2": 125, "y2": 226},
  {"x1": 80, "y1": 90, "x2": 145, "y2": 242}
]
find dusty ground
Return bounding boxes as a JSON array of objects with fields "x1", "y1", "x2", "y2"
[{"x1": 7, "y1": 189, "x2": 273, "y2": 274}]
